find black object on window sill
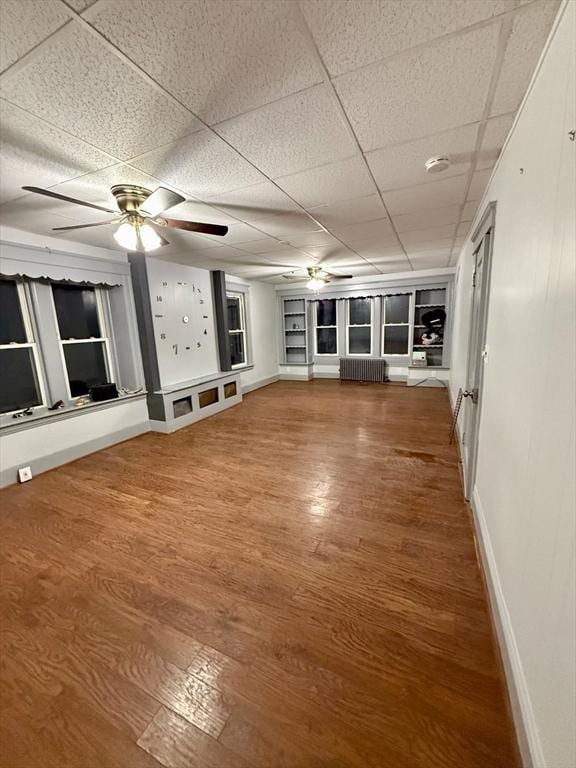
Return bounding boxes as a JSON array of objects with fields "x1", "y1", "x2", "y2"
[
  {"x1": 48, "y1": 400, "x2": 65, "y2": 411},
  {"x1": 12, "y1": 407, "x2": 33, "y2": 419},
  {"x1": 89, "y1": 383, "x2": 119, "y2": 402}
]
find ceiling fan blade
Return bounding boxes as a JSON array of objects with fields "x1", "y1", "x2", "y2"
[
  {"x1": 282, "y1": 274, "x2": 308, "y2": 281},
  {"x1": 138, "y1": 187, "x2": 185, "y2": 217},
  {"x1": 22, "y1": 186, "x2": 117, "y2": 214},
  {"x1": 325, "y1": 273, "x2": 353, "y2": 280},
  {"x1": 51, "y1": 220, "x2": 118, "y2": 232},
  {"x1": 162, "y1": 218, "x2": 228, "y2": 237}
]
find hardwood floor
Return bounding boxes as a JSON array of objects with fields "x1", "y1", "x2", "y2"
[{"x1": 0, "y1": 380, "x2": 519, "y2": 768}]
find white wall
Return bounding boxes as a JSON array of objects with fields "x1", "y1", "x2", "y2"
[
  {"x1": 450, "y1": 4, "x2": 575, "y2": 766},
  {"x1": 237, "y1": 279, "x2": 280, "y2": 391}
]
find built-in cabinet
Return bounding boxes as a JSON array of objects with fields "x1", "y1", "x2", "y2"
[{"x1": 282, "y1": 298, "x2": 311, "y2": 365}]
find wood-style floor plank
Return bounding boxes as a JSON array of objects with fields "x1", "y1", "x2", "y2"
[{"x1": 0, "y1": 381, "x2": 520, "y2": 767}]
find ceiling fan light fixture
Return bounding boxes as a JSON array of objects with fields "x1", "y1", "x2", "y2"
[
  {"x1": 139, "y1": 222, "x2": 162, "y2": 252},
  {"x1": 114, "y1": 221, "x2": 138, "y2": 250},
  {"x1": 306, "y1": 276, "x2": 326, "y2": 291}
]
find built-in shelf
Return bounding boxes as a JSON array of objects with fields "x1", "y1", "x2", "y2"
[{"x1": 282, "y1": 298, "x2": 310, "y2": 365}]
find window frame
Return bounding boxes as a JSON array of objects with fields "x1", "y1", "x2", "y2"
[
  {"x1": 0, "y1": 279, "x2": 47, "y2": 415},
  {"x1": 346, "y1": 297, "x2": 373, "y2": 356},
  {"x1": 314, "y1": 299, "x2": 339, "y2": 356},
  {"x1": 381, "y1": 292, "x2": 414, "y2": 357},
  {"x1": 51, "y1": 284, "x2": 115, "y2": 401},
  {"x1": 227, "y1": 290, "x2": 247, "y2": 369}
]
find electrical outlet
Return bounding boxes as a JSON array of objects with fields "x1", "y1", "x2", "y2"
[{"x1": 18, "y1": 466, "x2": 32, "y2": 483}]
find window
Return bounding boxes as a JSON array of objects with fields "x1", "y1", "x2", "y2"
[
  {"x1": 0, "y1": 279, "x2": 45, "y2": 414},
  {"x1": 52, "y1": 284, "x2": 112, "y2": 397},
  {"x1": 315, "y1": 299, "x2": 338, "y2": 355},
  {"x1": 382, "y1": 294, "x2": 411, "y2": 355},
  {"x1": 347, "y1": 298, "x2": 372, "y2": 355},
  {"x1": 227, "y1": 292, "x2": 246, "y2": 367}
]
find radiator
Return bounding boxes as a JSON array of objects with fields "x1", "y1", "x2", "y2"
[{"x1": 339, "y1": 357, "x2": 387, "y2": 383}]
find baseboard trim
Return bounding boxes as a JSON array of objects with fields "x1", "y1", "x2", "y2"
[
  {"x1": 278, "y1": 373, "x2": 313, "y2": 381},
  {"x1": 470, "y1": 487, "x2": 542, "y2": 768},
  {"x1": 242, "y1": 374, "x2": 280, "y2": 393},
  {"x1": 0, "y1": 422, "x2": 150, "y2": 488}
]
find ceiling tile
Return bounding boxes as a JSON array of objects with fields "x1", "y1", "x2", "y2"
[
  {"x1": 383, "y1": 175, "x2": 468, "y2": 215},
  {"x1": 286, "y1": 231, "x2": 342, "y2": 248},
  {"x1": 301, "y1": 0, "x2": 514, "y2": 77},
  {"x1": 215, "y1": 85, "x2": 357, "y2": 177},
  {"x1": 461, "y1": 201, "x2": 478, "y2": 220},
  {"x1": 379, "y1": 260, "x2": 415, "y2": 274},
  {"x1": 467, "y1": 169, "x2": 492, "y2": 201},
  {"x1": 0, "y1": 197, "x2": 79, "y2": 234},
  {"x1": 0, "y1": 23, "x2": 199, "y2": 159},
  {"x1": 331, "y1": 217, "x2": 396, "y2": 245},
  {"x1": 203, "y1": 181, "x2": 300, "y2": 223},
  {"x1": 234, "y1": 239, "x2": 298, "y2": 255},
  {"x1": 197, "y1": 222, "x2": 269, "y2": 246},
  {"x1": 353, "y1": 243, "x2": 405, "y2": 259},
  {"x1": 0, "y1": 100, "x2": 115, "y2": 205},
  {"x1": 66, "y1": 0, "x2": 95, "y2": 10},
  {"x1": 491, "y1": 1, "x2": 560, "y2": 116},
  {"x1": 251, "y1": 211, "x2": 322, "y2": 238},
  {"x1": 87, "y1": 0, "x2": 321, "y2": 124},
  {"x1": 276, "y1": 156, "x2": 375, "y2": 208},
  {"x1": 392, "y1": 204, "x2": 462, "y2": 233},
  {"x1": 400, "y1": 224, "x2": 456, "y2": 246},
  {"x1": 456, "y1": 222, "x2": 472, "y2": 238},
  {"x1": 408, "y1": 252, "x2": 451, "y2": 268},
  {"x1": 477, "y1": 114, "x2": 515, "y2": 170},
  {"x1": 0, "y1": 0, "x2": 71, "y2": 72},
  {"x1": 366, "y1": 123, "x2": 479, "y2": 191},
  {"x1": 334, "y1": 23, "x2": 500, "y2": 151},
  {"x1": 308, "y1": 195, "x2": 386, "y2": 228},
  {"x1": 129, "y1": 129, "x2": 264, "y2": 197}
]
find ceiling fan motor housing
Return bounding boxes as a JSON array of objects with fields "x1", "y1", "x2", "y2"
[{"x1": 111, "y1": 184, "x2": 152, "y2": 213}]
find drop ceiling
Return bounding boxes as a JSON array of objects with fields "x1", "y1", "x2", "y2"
[{"x1": 0, "y1": 0, "x2": 559, "y2": 282}]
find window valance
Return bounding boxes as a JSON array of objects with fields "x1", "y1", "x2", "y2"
[
  {"x1": 0, "y1": 241, "x2": 130, "y2": 287},
  {"x1": 308, "y1": 291, "x2": 411, "y2": 302}
]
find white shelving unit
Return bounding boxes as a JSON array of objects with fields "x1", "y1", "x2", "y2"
[
  {"x1": 412, "y1": 288, "x2": 446, "y2": 366},
  {"x1": 282, "y1": 298, "x2": 308, "y2": 364}
]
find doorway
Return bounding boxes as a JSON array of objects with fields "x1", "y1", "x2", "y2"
[{"x1": 463, "y1": 203, "x2": 496, "y2": 499}]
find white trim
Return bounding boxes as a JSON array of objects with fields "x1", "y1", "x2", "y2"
[
  {"x1": 0, "y1": 278, "x2": 47, "y2": 414},
  {"x1": 381, "y1": 292, "x2": 412, "y2": 356},
  {"x1": 51, "y1": 284, "x2": 115, "y2": 400},
  {"x1": 227, "y1": 290, "x2": 247, "y2": 368},
  {"x1": 314, "y1": 298, "x2": 338, "y2": 356},
  {"x1": 346, "y1": 297, "x2": 373, "y2": 356},
  {"x1": 470, "y1": 488, "x2": 541, "y2": 768}
]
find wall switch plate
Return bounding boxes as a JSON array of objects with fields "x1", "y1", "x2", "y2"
[{"x1": 18, "y1": 466, "x2": 32, "y2": 483}]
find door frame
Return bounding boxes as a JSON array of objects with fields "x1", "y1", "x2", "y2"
[{"x1": 463, "y1": 202, "x2": 497, "y2": 499}]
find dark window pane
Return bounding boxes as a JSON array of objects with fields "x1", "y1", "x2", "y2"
[
  {"x1": 53, "y1": 284, "x2": 101, "y2": 339},
  {"x1": 63, "y1": 341, "x2": 108, "y2": 396},
  {"x1": 0, "y1": 279, "x2": 27, "y2": 344},
  {"x1": 227, "y1": 295, "x2": 242, "y2": 331},
  {"x1": 317, "y1": 327, "x2": 337, "y2": 354},
  {"x1": 317, "y1": 299, "x2": 336, "y2": 327},
  {"x1": 0, "y1": 347, "x2": 41, "y2": 413},
  {"x1": 230, "y1": 332, "x2": 245, "y2": 366},
  {"x1": 384, "y1": 295, "x2": 410, "y2": 324},
  {"x1": 349, "y1": 326, "x2": 371, "y2": 354},
  {"x1": 383, "y1": 325, "x2": 409, "y2": 355},
  {"x1": 349, "y1": 298, "x2": 371, "y2": 325}
]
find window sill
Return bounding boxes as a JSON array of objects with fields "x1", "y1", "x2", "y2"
[
  {"x1": 231, "y1": 363, "x2": 254, "y2": 372},
  {"x1": 0, "y1": 391, "x2": 147, "y2": 435}
]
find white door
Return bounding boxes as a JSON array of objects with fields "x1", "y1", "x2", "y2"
[{"x1": 463, "y1": 228, "x2": 493, "y2": 499}]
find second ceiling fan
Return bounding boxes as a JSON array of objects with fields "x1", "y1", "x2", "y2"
[{"x1": 22, "y1": 184, "x2": 228, "y2": 252}]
